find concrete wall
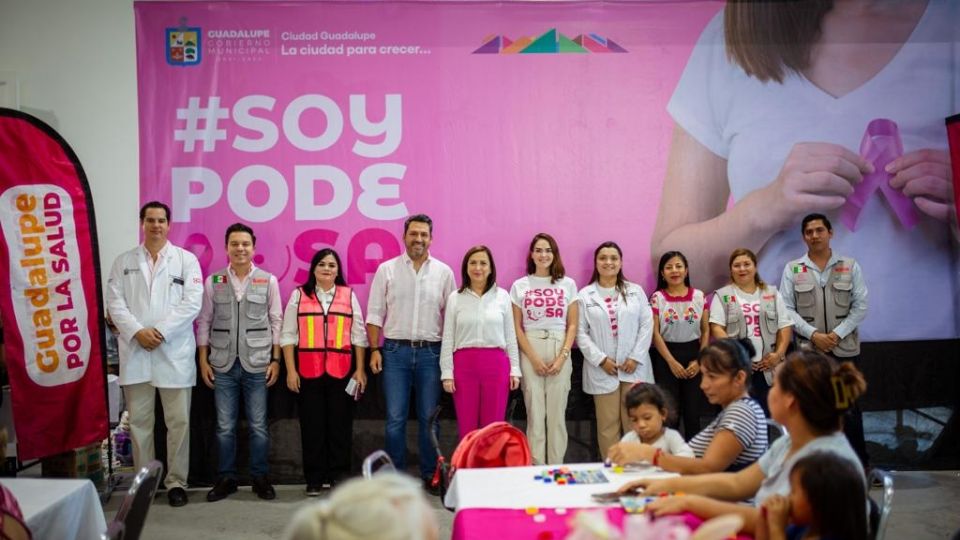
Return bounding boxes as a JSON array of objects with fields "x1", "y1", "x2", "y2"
[{"x1": 0, "y1": 0, "x2": 139, "y2": 289}]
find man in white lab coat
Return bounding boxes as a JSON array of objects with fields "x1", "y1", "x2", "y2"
[{"x1": 107, "y1": 201, "x2": 203, "y2": 507}]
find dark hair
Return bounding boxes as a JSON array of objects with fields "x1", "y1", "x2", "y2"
[
  {"x1": 624, "y1": 383, "x2": 674, "y2": 424},
  {"x1": 699, "y1": 337, "x2": 754, "y2": 378},
  {"x1": 725, "y1": 0, "x2": 833, "y2": 83},
  {"x1": 301, "y1": 248, "x2": 347, "y2": 297},
  {"x1": 224, "y1": 223, "x2": 256, "y2": 246},
  {"x1": 777, "y1": 351, "x2": 866, "y2": 435},
  {"x1": 801, "y1": 213, "x2": 833, "y2": 234},
  {"x1": 403, "y1": 214, "x2": 433, "y2": 234},
  {"x1": 656, "y1": 251, "x2": 691, "y2": 291},
  {"x1": 458, "y1": 245, "x2": 497, "y2": 294},
  {"x1": 791, "y1": 451, "x2": 868, "y2": 540},
  {"x1": 139, "y1": 201, "x2": 171, "y2": 222},
  {"x1": 589, "y1": 241, "x2": 628, "y2": 301},
  {"x1": 728, "y1": 248, "x2": 766, "y2": 289},
  {"x1": 526, "y1": 233, "x2": 566, "y2": 283}
]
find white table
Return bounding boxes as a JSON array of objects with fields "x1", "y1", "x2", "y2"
[
  {"x1": 2, "y1": 478, "x2": 106, "y2": 540},
  {"x1": 444, "y1": 462, "x2": 677, "y2": 510}
]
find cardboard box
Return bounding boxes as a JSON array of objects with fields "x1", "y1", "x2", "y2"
[{"x1": 41, "y1": 442, "x2": 104, "y2": 487}]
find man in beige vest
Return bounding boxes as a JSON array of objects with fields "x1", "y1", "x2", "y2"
[{"x1": 780, "y1": 213, "x2": 869, "y2": 467}]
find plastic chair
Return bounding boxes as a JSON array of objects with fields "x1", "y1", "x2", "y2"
[
  {"x1": 102, "y1": 460, "x2": 163, "y2": 540},
  {"x1": 102, "y1": 521, "x2": 124, "y2": 540},
  {"x1": 361, "y1": 450, "x2": 396, "y2": 478},
  {"x1": 868, "y1": 468, "x2": 894, "y2": 540}
]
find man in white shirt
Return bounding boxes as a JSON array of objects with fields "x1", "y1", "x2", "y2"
[
  {"x1": 780, "y1": 213, "x2": 869, "y2": 466},
  {"x1": 196, "y1": 223, "x2": 283, "y2": 502},
  {"x1": 107, "y1": 202, "x2": 203, "y2": 507},
  {"x1": 366, "y1": 214, "x2": 455, "y2": 493}
]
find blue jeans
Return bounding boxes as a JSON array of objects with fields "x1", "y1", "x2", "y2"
[
  {"x1": 214, "y1": 361, "x2": 270, "y2": 478},
  {"x1": 382, "y1": 340, "x2": 441, "y2": 480}
]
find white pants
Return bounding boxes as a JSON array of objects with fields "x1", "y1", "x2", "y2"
[
  {"x1": 519, "y1": 329, "x2": 572, "y2": 465},
  {"x1": 124, "y1": 383, "x2": 191, "y2": 489}
]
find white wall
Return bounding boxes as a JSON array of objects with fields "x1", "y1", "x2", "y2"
[{"x1": 0, "y1": 0, "x2": 139, "y2": 292}]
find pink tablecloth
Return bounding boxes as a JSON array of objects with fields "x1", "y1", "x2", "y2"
[{"x1": 451, "y1": 507, "x2": 753, "y2": 540}]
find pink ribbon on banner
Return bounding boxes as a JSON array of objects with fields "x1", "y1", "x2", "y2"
[{"x1": 840, "y1": 118, "x2": 919, "y2": 231}]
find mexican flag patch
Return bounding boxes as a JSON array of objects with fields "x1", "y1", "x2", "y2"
[
  {"x1": 792, "y1": 265, "x2": 807, "y2": 274},
  {"x1": 723, "y1": 295, "x2": 736, "y2": 303},
  {"x1": 213, "y1": 275, "x2": 226, "y2": 284}
]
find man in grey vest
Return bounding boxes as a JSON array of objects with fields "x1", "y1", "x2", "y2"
[
  {"x1": 780, "y1": 213, "x2": 869, "y2": 466},
  {"x1": 197, "y1": 223, "x2": 283, "y2": 501}
]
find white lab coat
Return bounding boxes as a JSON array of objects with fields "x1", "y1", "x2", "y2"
[
  {"x1": 107, "y1": 243, "x2": 203, "y2": 388},
  {"x1": 576, "y1": 281, "x2": 654, "y2": 395}
]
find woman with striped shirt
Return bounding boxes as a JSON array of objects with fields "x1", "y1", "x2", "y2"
[{"x1": 608, "y1": 338, "x2": 767, "y2": 473}]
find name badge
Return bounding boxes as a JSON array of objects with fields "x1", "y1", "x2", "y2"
[
  {"x1": 172, "y1": 276, "x2": 185, "y2": 286},
  {"x1": 123, "y1": 268, "x2": 140, "y2": 275}
]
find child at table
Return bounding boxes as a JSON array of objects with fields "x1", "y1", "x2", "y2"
[
  {"x1": 756, "y1": 451, "x2": 868, "y2": 540},
  {"x1": 618, "y1": 383, "x2": 694, "y2": 460}
]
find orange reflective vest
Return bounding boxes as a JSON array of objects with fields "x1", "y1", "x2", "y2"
[{"x1": 296, "y1": 286, "x2": 354, "y2": 379}]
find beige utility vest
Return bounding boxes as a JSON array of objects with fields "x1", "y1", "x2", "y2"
[
  {"x1": 715, "y1": 284, "x2": 782, "y2": 385},
  {"x1": 208, "y1": 268, "x2": 274, "y2": 372},
  {"x1": 788, "y1": 257, "x2": 859, "y2": 357}
]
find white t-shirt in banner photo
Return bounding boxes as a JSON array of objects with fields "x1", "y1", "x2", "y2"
[
  {"x1": 708, "y1": 286, "x2": 792, "y2": 365},
  {"x1": 510, "y1": 276, "x2": 579, "y2": 332},
  {"x1": 667, "y1": 0, "x2": 959, "y2": 341},
  {"x1": 649, "y1": 288, "x2": 707, "y2": 343}
]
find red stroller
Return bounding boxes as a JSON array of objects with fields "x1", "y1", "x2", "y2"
[{"x1": 429, "y1": 406, "x2": 531, "y2": 508}]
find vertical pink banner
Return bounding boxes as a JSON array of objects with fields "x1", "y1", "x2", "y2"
[{"x1": 0, "y1": 109, "x2": 109, "y2": 459}]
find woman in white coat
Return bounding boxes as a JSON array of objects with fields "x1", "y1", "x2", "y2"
[{"x1": 577, "y1": 241, "x2": 654, "y2": 457}]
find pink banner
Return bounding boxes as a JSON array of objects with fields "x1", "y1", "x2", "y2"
[
  {"x1": 0, "y1": 109, "x2": 109, "y2": 460},
  {"x1": 135, "y1": 1, "x2": 959, "y2": 342},
  {"x1": 134, "y1": 1, "x2": 715, "y2": 302}
]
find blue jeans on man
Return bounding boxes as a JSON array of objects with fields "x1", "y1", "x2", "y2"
[
  {"x1": 214, "y1": 361, "x2": 269, "y2": 478},
  {"x1": 382, "y1": 339, "x2": 442, "y2": 481}
]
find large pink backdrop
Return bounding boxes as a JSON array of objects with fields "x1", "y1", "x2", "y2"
[{"x1": 135, "y1": 1, "x2": 718, "y2": 302}]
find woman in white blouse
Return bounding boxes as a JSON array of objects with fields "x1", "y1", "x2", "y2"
[
  {"x1": 280, "y1": 248, "x2": 368, "y2": 495},
  {"x1": 440, "y1": 245, "x2": 521, "y2": 440},
  {"x1": 576, "y1": 241, "x2": 654, "y2": 457}
]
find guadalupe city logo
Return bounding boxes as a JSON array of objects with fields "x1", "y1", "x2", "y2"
[
  {"x1": 166, "y1": 21, "x2": 273, "y2": 65},
  {"x1": 166, "y1": 26, "x2": 201, "y2": 66},
  {"x1": 474, "y1": 28, "x2": 627, "y2": 54}
]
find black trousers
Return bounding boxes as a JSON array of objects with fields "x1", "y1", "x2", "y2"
[
  {"x1": 651, "y1": 340, "x2": 719, "y2": 437},
  {"x1": 750, "y1": 370, "x2": 771, "y2": 418},
  {"x1": 298, "y1": 374, "x2": 353, "y2": 485},
  {"x1": 831, "y1": 353, "x2": 869, "y2": 467}
]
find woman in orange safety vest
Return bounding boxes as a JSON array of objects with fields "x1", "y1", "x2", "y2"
[{"x1": 280, "y1": 248, "x2": 369, "y2": 496}]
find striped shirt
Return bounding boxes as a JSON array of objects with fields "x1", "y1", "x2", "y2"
[{"x1": 688, "y1": 396, "x2": 767, "y2": 470}]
